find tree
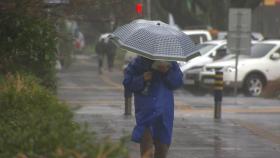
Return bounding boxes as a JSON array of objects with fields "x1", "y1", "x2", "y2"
[
  {"x1": 0, "y1": 0, "x2": 46, "y2": 17},
  {"x1": 230, "y1": 0, "x2": 263, "y2": 8},
  {"x1": 62, "y1": 0, "x2": 138, "y2": 43},
  {"x1": 0, "y1": 6, "x2": 58, "y2": 89},
  {"x1": 159, "y1": 0, "x2": 262, "y2": 30},
  {"x1": 159, "y1": 0, "x2": 204, "y2": 29}
]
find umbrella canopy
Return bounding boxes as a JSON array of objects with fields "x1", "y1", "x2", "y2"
[{"x1": 110, "y1": 19, "x2": 201, "y2": 61}]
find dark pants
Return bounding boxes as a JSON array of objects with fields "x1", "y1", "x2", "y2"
[
  {"x1": 124, "y1": 88, "x2": 132, "y2": 115},
  {"x1": 124, "y1": 88, "x2": 133, "y2": 98},
  {"x1": 97, "y1": 53, "x2": 105, "y2": 74},
  {"x1": 107, "y1": 52, "x2": 115, "y2": 71}
]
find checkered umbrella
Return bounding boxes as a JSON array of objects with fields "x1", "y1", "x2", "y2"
[{"x1": 110, "y1": 19, "x2": 201, "y2": 61}]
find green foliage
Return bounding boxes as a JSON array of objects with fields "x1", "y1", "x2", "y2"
[
  {"x1": 66, "y1": 0, "x2": 138, "y2": 35},
  {"x1": 0, "y1": 74, "x2": 128, "y2": 158},
  {"x1": 159, "y1": 0, "x2": 262, "y2": 29},
  {"x1": 0, "y1": 12, "x2": 57, "y2": 90}
]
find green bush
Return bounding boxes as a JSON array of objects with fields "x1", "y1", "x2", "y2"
[
  {"x1": 0, "y1": 74, "x2": 128, "y2": 158},
  {"x1": 0, "y1": 12, "x2": 57, "y2": 90}
]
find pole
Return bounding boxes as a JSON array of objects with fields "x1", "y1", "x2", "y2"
[
  {"x1": 214, "y1": 70, "x2": 223, "y2": 119},
  {"x1": 233, "y1": 12, "x2": 242, "y2": 97},
  {"x1": 146, "y1": 0, "x2": 151, "y2": 20},
  {"x1": 234, "y1": 51, "x2": 239, "y2": 96}
]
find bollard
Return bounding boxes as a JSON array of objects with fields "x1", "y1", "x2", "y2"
[
  {"x1": 124, "y1": 88, "x2": 132, "y2": 115},
  {"x1": 214, "y1": 70, "x2": 223, "y2": 119}
]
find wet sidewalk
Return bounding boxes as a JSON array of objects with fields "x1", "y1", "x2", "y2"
[
  {"x1": 74, "y1": 106, "x2": 280, "y2": 158},
  {"x1": 58, "y1": 54, "x2": 280, "y2": 158}
]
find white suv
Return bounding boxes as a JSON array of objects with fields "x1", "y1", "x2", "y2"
[{"x1": 200, "y1": 40, "x2": 280, "y2": 96}]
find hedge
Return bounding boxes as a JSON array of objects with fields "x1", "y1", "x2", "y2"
[{"x1": 0, "y1": 74, "x2": 128, "y2": 158}]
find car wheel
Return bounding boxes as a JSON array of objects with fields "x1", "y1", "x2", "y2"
[{"x1": 244, "y1": 74, "x2": 264, "y2": 97}]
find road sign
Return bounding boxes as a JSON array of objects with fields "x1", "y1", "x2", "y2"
[
  {"x1": 228, "y1": 8, "x2": 251, "y2": 55},
  {"x1": 227, "y1": 33, "x2": 251, "y2": 54}
]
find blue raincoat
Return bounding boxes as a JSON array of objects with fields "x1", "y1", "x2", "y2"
[{"x1": 123, "y1": 56, "x2": 183, "y2": 145}]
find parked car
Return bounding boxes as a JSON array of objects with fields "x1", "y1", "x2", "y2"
[
  {"x1": 200, "y1": 40, "x2": 280, "y2": 96},
  {"x1": 180, "y1": 40, "x2": 228, "y2": 86},
  {"x1": 183, "y1": 30, "x2": 212, "y2": 44}
]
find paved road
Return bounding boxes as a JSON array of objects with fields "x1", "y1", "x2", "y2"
[{"x1": 58, "y1": 54, "x2": 280, "y2": 158}]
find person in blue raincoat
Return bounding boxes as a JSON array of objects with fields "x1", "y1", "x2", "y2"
[{"x1": 123, "y1": 56, "x2": 183, "y2": 158}]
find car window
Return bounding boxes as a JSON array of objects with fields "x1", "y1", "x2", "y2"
[
  {"x1": 250, "y1": 43, "x2": 276, "y2": 58},
  {"x1": 189, "y1": 34, "x2": 207, "y2": 44},
  {"x1": 274, "y1": 48, "x2": 280, "y2": 55},
  {"x1": 210, "y1": 44, "x2": 226, "y2": 57},
  {"x1": 200, "y1": 35, "x2": 208, "y2": 42},
  {"x1": 213, "y1": 45, "x2": 228, "y2": 60},
  {"x1": 197, "y1": 44, "x2": 216, "y2": 55}
]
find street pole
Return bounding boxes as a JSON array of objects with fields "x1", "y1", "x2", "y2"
[
  {"x1": 234, "y1": 51, "x2": 239, "y2": 96},
  {"x1": 146, "y1": 0, "x2": 151, "y2": 20},
  {"x1": 233, "y1": 12, "x2": 242, "y2": 97},
  {"x1": 229, "y1": 9, "x2": 251, "y2": 97}
]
